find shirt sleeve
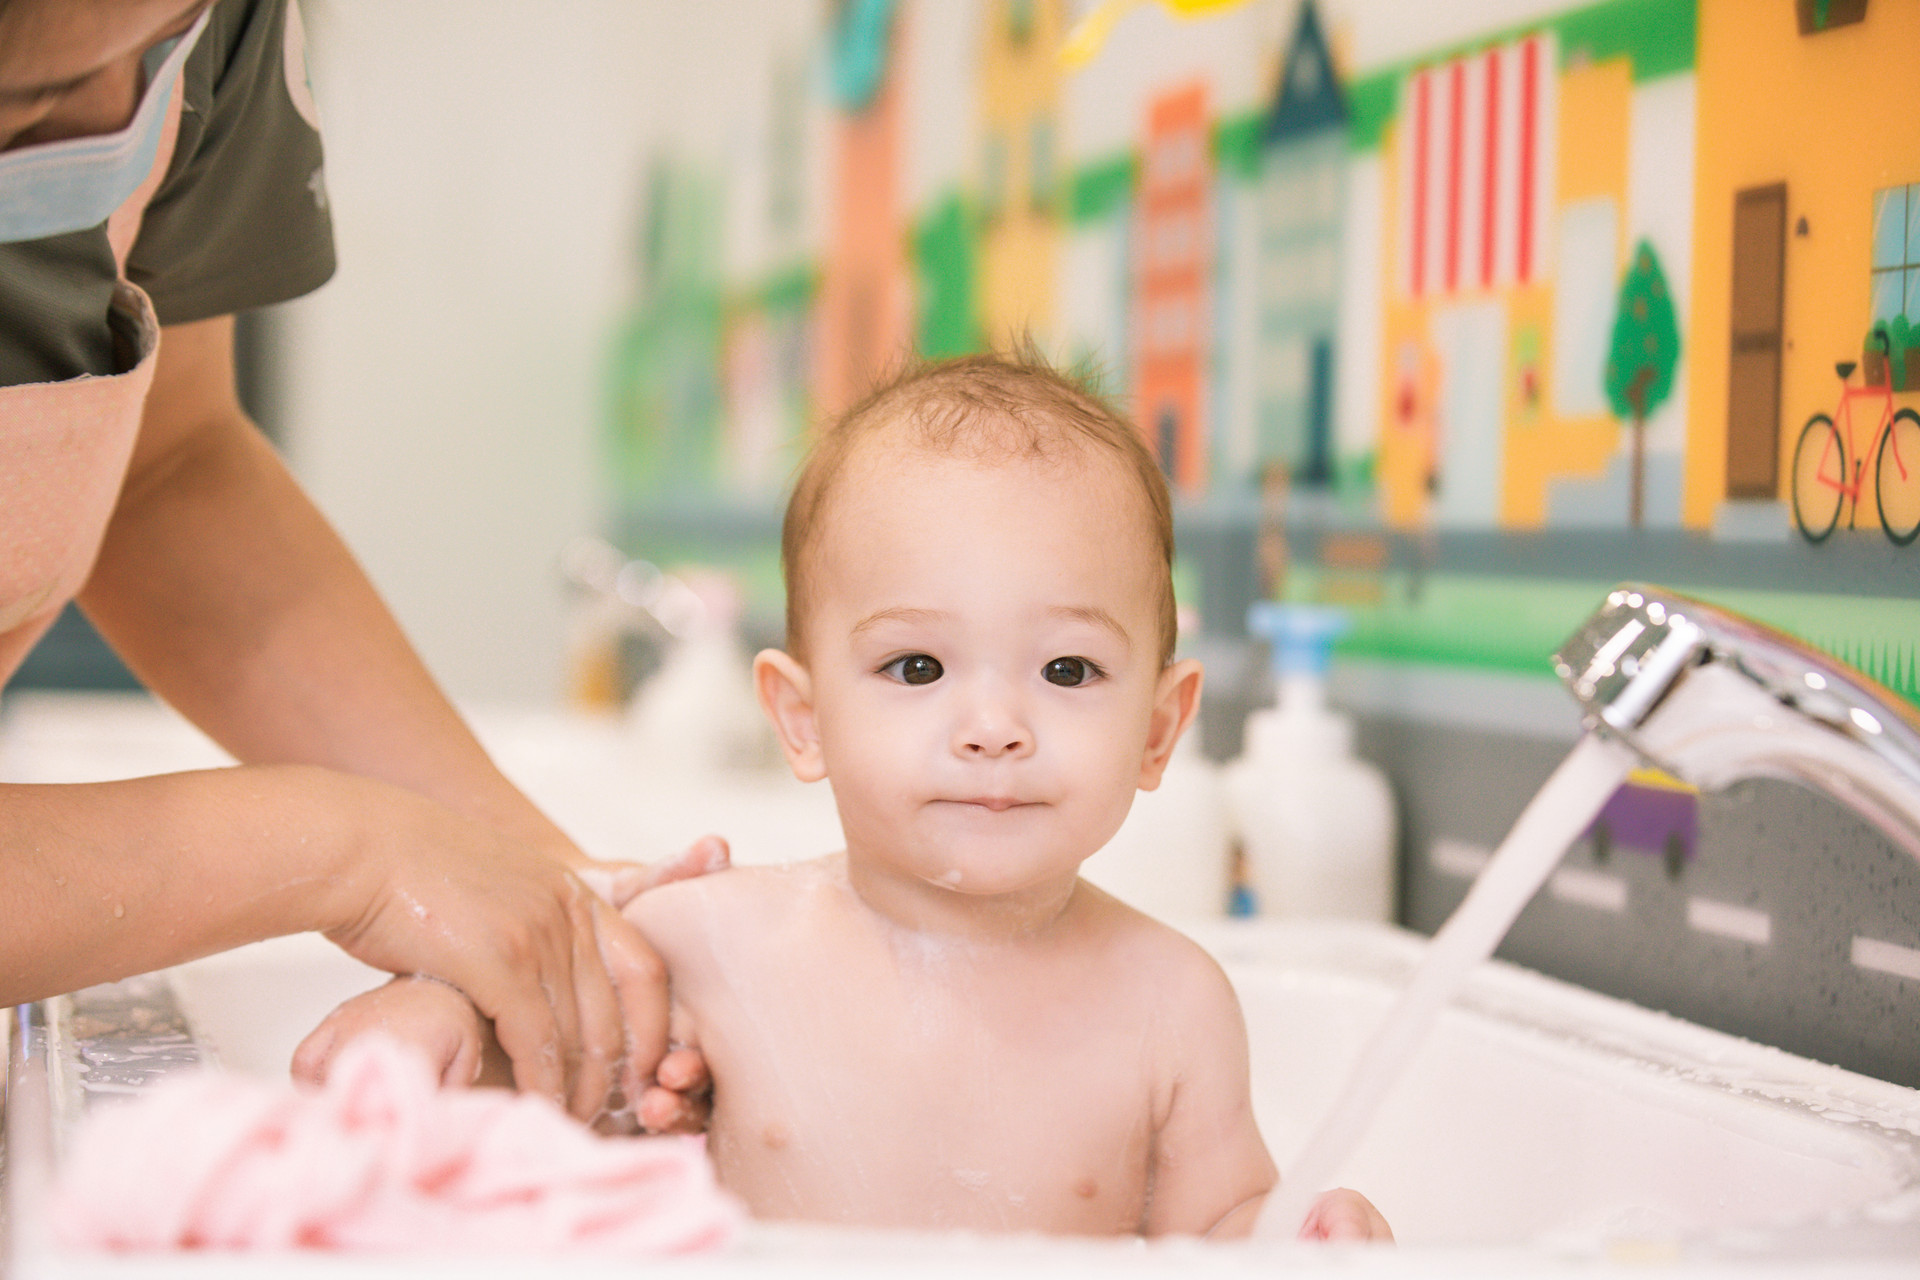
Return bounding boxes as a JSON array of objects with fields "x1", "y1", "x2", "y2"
[{"x1": 126, "y1": 0, "x2": 336, "y2": 325}]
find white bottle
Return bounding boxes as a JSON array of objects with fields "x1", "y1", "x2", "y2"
[
  {"x1": 1225, "y1": 603, "x2": 1396, "y2": 921},
  {"x1": 1081, "y1": 731, "x2": 1231, "y2": 921}
]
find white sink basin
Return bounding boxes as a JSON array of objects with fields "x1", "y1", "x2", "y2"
[{"x1": 150, "y1": 920, "x2": 1920, "y2": 1254}]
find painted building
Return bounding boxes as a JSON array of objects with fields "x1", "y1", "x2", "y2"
[
  {"x1": 1134, "y1": 81, "x2": 1215, "y2": 495},
  {"x1": 815, "y1": 0, "x2": 914, "y2": 421},
  {"x1": 1686, "y1": 0, "x2": 1920, "y2": 535},
  {"x1": 1364, "y1": 1, "x2": 1698, "y2": 531},
  {"x1": 1250, "y1": 0, "x2": 1348, "y2": 492},
  {"x1": 977, "y1": 0, "x2": 1066, "y2": 349}
]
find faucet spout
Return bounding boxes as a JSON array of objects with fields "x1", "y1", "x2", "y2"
[{"x1": 1554, "y1": 585, "x2": 1920, "y2": 864}]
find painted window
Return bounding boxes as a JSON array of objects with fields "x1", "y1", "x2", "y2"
[
  {"x1": 1152, "y1": 132, "x2": 1201, "y2": 188},
  {"x1": 1871, "y1": 183, "x2": 1920, "y2": 324},
  {"x1": 1008, "y1": 0, "x2": 1035, "y2": 43},
  {"x1": 1551, "y1": 197, "x2": 1618, "y2": 418},
  {"x1": 1157, "y1": 214, "x2": 1193, "y2": 267},
  {"x1": 1400, "y1": 32, "x2": 1556, "y2": 298}
]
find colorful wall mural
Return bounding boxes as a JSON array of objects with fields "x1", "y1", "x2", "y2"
[
  {"x1": 605, "y1": 0, "x2": 1920, "y2": 702},
  {"x1": 600, "y1": 0, "x2": 1920, "y2": 1086}
]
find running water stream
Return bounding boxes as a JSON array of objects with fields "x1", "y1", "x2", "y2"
[{"x1": 1254, "y1": 732, "x2": 1640, "y2": 1239}]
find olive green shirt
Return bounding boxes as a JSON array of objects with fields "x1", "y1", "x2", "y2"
[{"x1": 0, "y1": 0, "x2": 335, "y2": 388}]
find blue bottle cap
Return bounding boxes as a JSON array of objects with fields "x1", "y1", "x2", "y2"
[{"x1": 1247, "y1": 602, "x2": 1349, "y2": 679}]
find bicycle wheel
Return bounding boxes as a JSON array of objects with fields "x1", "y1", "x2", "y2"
[
  {"x1": 1791, "y1": 414, "x2": 1846, "y2": 542},
  {"x1": 1875, "y1": 408, "x2": 1920, "y2": 545}
]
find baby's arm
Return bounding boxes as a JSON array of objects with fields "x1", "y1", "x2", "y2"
[
  {"x1": 1141, "y1": 948, "x2": 1279, "y2": 1237},
  {"x1": 293, "y1": 975, "x2": 509, "y2": 1090},
  {"x1": 1141, "y1": 944, "x2": 1393, "y2": 1243}
]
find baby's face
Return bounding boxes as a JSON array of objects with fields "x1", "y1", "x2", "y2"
[{"x1": 789, "y1": 440, "x2": 1187, "y2": 902}]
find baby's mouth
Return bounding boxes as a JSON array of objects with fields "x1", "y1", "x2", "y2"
[{"x1": 940, "y1": 796, "x2": 1038, "y2": 813}]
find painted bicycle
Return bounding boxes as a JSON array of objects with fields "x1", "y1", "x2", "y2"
[{"x1": 1790, "y1": 341, "x2": 1920, "y2": 544}]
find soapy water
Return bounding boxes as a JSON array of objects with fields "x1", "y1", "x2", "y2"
[{"x1": 1254, "y1": 732, "x2": 1638, "y2": 1238}]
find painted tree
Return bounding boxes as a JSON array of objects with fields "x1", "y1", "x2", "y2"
[{"x1": 1605, "y1": 241, "x2": 1681, "y2": 528}]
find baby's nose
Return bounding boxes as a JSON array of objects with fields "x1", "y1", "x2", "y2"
[
  {"x1": 961, "y1": 727, "x2": 1031, "y2": 758},
  {"x1": 953, "y1": 685, "x2": 1033, "y2": 758}
]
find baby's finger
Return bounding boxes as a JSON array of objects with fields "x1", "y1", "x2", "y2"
[
  {"x1": 637, "y1": 1081, "x2": 711, "y2": 1135},
  {"x1": 445, "y1": 1032, "x2": 484, "y2": 1088},
  {"x1": 1301, "y1": 1189, "x2": 1393, "y2": 1243},
  {"x1": 656, "y1": 1044, "x2": 711, "y2": 1096},
  {"x1": 290, "y1": 1020, "x2": 338, "y2": 1088},
  {"x1": 618, "y1": 836, "x2": 733, "y2": 905}
]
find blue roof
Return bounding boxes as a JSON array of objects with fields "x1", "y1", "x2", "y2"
[{"x1": 1264, "y1": 0, "x2": 1348, "y2": 145}]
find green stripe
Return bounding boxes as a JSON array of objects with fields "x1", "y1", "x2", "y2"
[
  {"x1": 1214, "y1": 112, "x2": 1264, "y2": 182},
  {"x1": 1068, "y1": 152, "x2": 1136, "y2": 224},
  {"x1": 1295, "y1": 571, "x2": 1920, "y2": 709}
]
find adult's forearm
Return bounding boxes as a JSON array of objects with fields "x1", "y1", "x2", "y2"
[
  {"x1": 0, "y1": 764, "x2": 363, "y2": 1004},
  {"x1": 78, "y1": 322, "x2": 574, "y2": 860}
]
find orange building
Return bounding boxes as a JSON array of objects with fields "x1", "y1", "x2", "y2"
[
  {"x1": 815, "y1": 1, "x2": 913, "y2": 422},
  {"x1": 1685, "y1": 0, "x2": 1920, "y2": 534},
  {"x1": 1133, "y1": 82, "x2": 1214, "y2": 495}
]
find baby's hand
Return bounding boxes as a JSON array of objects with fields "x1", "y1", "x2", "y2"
[
  {"x1": 292, "y1": 975, "x2": 494, "y2": 1090},
  {"x1": 1298, "y1": 1187, "x2": 1395, "y2": 1243}
]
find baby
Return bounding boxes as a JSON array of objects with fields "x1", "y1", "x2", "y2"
[{"x1": 296, "y1": 354, "x2": 1391, "y2": 1242}]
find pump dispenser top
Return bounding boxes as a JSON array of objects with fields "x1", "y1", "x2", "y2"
[{"x1": 1246, "y1": 602, "x2": 1349, "y2": 749}]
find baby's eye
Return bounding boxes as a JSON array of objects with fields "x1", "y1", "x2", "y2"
[
  {"x1": 883, "y1": 653, "x2": 944, "y2": 685},
  {"x1": 1042, "y1": 657, "x2": 1101, "y2": 687}
]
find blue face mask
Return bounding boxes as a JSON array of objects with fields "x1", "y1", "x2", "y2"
[{"x1": 0, "y1": 8, "x2": 210, "y2": 244}]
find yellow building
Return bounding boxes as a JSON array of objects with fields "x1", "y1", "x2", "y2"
[
  {"x1": 1372, "y1": 26, "x2": 1663, "y2": 530},
  {"x1": 1686, "y1": 0, "x2": 1920, "y2": 532},
  {"x1": 978, "y1": 0, "x2": 1065, "y2": 347}
]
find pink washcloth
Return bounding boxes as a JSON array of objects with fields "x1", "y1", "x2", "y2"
[{"x1": 52, "y1": 1035, "x2": 742, "y2": 1255}]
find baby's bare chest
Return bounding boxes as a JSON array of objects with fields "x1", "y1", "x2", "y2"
[{"x1": 694, "y1": 963, "x2": 1162, "y2": 1233}]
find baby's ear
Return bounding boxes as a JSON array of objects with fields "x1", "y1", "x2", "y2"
[
  {"x1": 754, "y1": 649, "x2": 826, "y2": 782},
  {"x1": 1138, "y1": 658, "x2": 1204, "y2": 791}
]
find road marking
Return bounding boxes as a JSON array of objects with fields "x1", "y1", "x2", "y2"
[
  {"x1": 1686, "y1": 897, "x2": 1771, "y2": 945},
  {"x1": 1548, "y1": 866, "x2": 1627, "y2": 913},
  {"x1": 1852, "y1": 936, "x2": 1920, "y2": 982}
]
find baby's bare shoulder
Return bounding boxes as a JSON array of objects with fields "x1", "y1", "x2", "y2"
[{"x1": 1076, "y1": 885, "x2": 1240, "y2": 1017}]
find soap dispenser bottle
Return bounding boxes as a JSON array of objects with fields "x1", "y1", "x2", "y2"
[{"x1": 1225, "y1": 603, "x2": 1395, "y2": 921}]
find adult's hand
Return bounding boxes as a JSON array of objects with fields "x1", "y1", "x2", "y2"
[
  {"x1": 575, "y1": 834, "x2": 728, "y2": 1132},
  {"x1": 311, "y1": 771, "x2": 640, "y2": 1118}
]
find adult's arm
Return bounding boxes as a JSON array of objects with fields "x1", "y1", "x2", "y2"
[{"x1": 57, "y1": 314, "x2": 660, "y2": 1117}]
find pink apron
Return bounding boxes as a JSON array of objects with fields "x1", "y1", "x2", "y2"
[{"x1": 0, "y1": 90, "x2": 185, "y2": 688}]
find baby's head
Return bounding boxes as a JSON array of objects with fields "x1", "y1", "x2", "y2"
[
  {"x1": 756, "y1": 351, "x2": 1202, "y2": 911},
  {"x1": 780, "y1": 352, "x2": 1176, "y2": 667}
]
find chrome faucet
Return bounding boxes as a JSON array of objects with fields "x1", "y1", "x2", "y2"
[{"x1": 1554, "y1": 584, "x2": 1920, "y2": 863}]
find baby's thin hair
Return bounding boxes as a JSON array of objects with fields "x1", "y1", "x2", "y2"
[{"x1": 781, "y1": 344, "x2": 1178, "y2": 665}]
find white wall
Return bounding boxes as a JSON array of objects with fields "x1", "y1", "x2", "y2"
[{"x1": 279, "y1": 1, "x2": 808, "y2": 702}]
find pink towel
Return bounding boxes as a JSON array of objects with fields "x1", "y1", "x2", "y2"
[{"x1": 52, "y1": 1035, "x2": 742, "y2": 1255}]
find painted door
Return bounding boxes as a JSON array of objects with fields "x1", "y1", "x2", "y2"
[
  {"x1": 1726, "y1": 184, "x2": 1787, "y2": 499},
  {"x1": 1431, "y1": 299, "x2": 1507, "y2": 527},
  {"x1": 1306, "y1": 334, "x2": 1333, "y2": 485}
]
